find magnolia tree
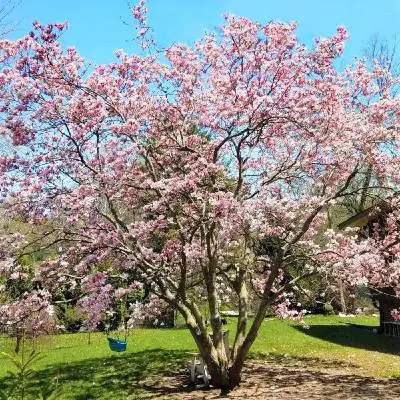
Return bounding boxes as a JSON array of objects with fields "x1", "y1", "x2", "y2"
[{"x1": 1, "y1": 3, "x2": 400, "y2": 391}]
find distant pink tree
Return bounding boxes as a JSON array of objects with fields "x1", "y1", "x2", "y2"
[{"x1": 1, "y1": 5, "x2": 400, "y2": 391}]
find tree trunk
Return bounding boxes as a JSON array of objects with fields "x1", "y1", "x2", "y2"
[
  {"x1": 208, "y1": 362, "x2": 231, "y2": 393},
  {"x1": 339, "y1": 279, "x2": 347, "y2": 314},
  {"x1": 206, "y1": 360, "x2": 242, "y2": 394},
  {"x1": 15, "y1": 334, "x2": 22, "y2": 353},
  {"x1": 187, "y1": 327, "x2": 239, "y2": 393},
  {"x1": 196, "y1": 308, "x2": 266, "y2": 393}
]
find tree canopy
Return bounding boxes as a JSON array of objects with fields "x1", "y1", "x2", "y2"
[{"x1": 1, "y1": 2, "x2": 400, "y2": 391}]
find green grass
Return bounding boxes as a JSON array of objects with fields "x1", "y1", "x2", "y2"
[
  {"x1": 251, "y1": 315, "x2": 400, "y2": 377},
  {"x1": 0, "y1": 315, "x2": 399, "y2": 399}
]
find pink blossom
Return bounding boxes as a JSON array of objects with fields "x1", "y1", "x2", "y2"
[{"x1": 1, "y1": 9, "x2": 400, "y2": 386}]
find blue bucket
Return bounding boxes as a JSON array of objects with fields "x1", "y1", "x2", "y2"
[{"x1": 107, "y1": 337, "x2": 127, "y2": 352}]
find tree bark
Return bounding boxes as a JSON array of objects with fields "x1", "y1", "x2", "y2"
[
  {"x1": 339, "y1": 279, "x2": 347, "y2": 314},
  {"x1": 15, "y1": 334, "x2": 22, "y2": 353},
  {"x1": 204, "y1": 349, "x2": 246, "y2": 393}
]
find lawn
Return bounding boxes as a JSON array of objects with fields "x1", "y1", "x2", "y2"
[{"x1": 0, "y1": 315, "x2": 399, "y2": 399}]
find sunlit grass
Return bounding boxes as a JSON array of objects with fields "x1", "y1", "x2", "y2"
[{"x1": 0, "y1": 315, "x2": 399, "y2": 399}]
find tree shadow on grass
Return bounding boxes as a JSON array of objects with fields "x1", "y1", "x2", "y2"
[
  {"x1": 0, "y1": 349, "x2": 192, "y2": 400},
  {"x1": 293, "y1": 323, "x2": 400, "y2": 355},
  {"x1": 1, "y1": 346, "x2": 399, "y2": 400}
]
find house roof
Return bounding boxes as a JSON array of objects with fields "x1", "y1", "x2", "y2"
[{"x1": 337, "y1": 202, "x2": 391, "y2": 230}]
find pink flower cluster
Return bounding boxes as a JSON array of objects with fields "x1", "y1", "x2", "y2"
[
  {"x1": 0, "y1": 6, "x2": 400, "y2": 338},
  {"x1": 0, "y1": 290, "x2": 56, "y2": 336}
]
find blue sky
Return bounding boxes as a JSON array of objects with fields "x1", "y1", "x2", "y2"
[{"x1": 8, "y1": 0, "x2": 400, "y2": 67}]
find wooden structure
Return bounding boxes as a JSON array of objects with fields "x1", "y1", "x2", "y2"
[
  {"x1": 337, "y1": 202, "x2": 391, "y2": 236},
  {"x1": 382, "y1": 321, "x2": 400, "y2": 337},
  {"x1": 339, "y1": 203, "x2": 400, "y2": 333}
]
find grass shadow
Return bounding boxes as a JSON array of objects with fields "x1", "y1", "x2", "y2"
[
  {"x1": 293, "y1": 324, "x2": 400, "y2": 355},
  {"x1": 0, "y1": 348, "x2": 192, "y2": 400}
]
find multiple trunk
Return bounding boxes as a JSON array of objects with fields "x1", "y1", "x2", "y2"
[
  {"x1": 188, "y1": 326, "x2": 244, "y2": 392},
  {"x1": 186, "y1": 308, "x2": 269, "y2": 392},
  {"x1": 155, "y1": 246, "x2": 283, "y2": 393},
  {"x1": 173, "y1": 284, "x2": 274, "y2": 393}
]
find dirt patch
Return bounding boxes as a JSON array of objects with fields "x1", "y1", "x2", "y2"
[{"x1": 140, "y1": 358, "x2": 400, "y2": 399}]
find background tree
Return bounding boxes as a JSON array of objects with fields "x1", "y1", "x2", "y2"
[
  {"x1": 0, "y1": 217, "x2": 57, "y2": 351},
  {"x1": 340, "y1": 34, "x2": 400, "y2": 217},
  {"x1": 0, "y1": 0, "x2": 20, "y2": 38},
  {"x1": 331, "y1": 35, "x2": 400, "y2": 314}
]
